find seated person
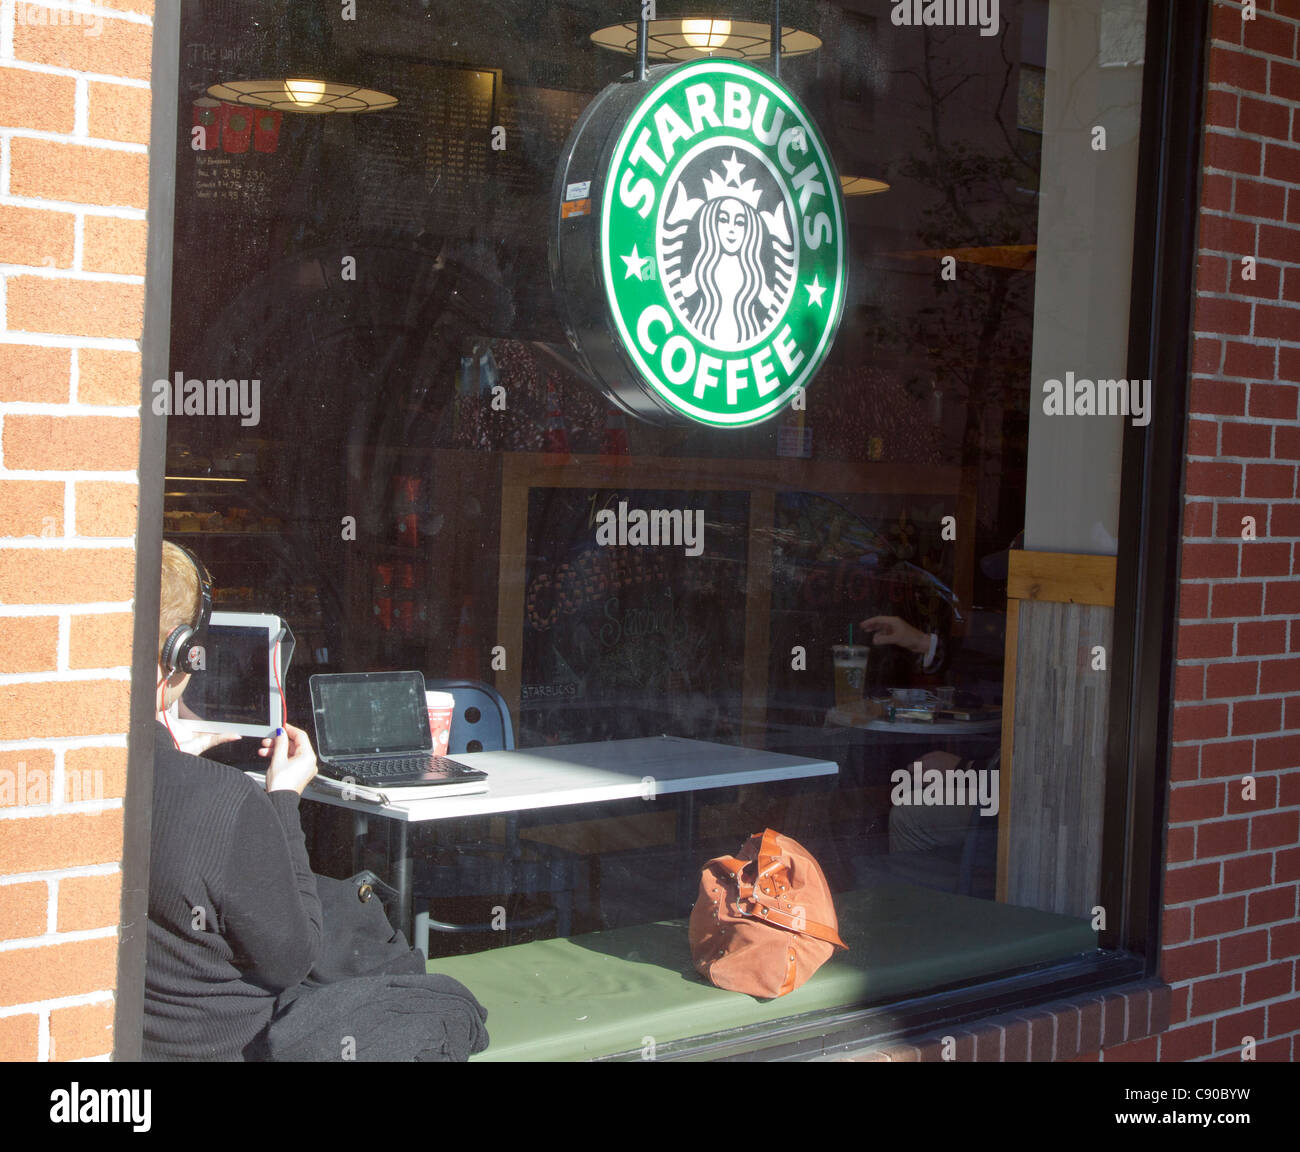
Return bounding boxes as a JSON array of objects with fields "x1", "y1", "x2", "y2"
[{"x1": 145, "y1": 541, "x2": 488, "y2": 1061}]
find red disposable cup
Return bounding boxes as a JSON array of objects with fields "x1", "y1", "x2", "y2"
[
  {"x1": 253, "y1": 109, "x2": 282, "y2": 153},
  {"x1": 193, "y1": 98, "x2": 222, "y2": 151},
  {"x1": 374, "y1": 597, "x2": 393, "y2": 631},
  {"x1": 376, "y1": 563, "x2": 394, "y2": 590},
  {"x1": 425, "y1": 691, "x2": 454, "y2": 756},
  {"x1": 220, "y1": 102, "x2": 251, "y2": 153}
]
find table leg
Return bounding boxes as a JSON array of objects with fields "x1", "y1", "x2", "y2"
[
  {"x1": 388, "y1": 818, "x2": 414, "y2": 943},
  {"x1": 351, "y1": 812, "x2": 367, "y2": 875},
  {"x1": 676, "y1": 791, "x2": 698, "y2": 847}
]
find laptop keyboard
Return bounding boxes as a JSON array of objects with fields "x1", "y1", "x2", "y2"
[{"x1": 343, "y1": 756, "x2": 478, "y2": 779}]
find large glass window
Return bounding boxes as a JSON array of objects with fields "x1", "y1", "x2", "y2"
[{"x1": 161, "y1": 0, "x2": 1150, "y2": 1057}]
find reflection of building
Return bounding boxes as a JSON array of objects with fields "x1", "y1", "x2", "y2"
[{"x1": 0, "y1": 0, "x2": 1295, "y2": 1073}]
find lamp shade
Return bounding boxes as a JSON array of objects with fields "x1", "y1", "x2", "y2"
[
  {"x1": 840, "y1": 175, "x2": 891, "y2": 197},
  {"x1": 207, "y1": 78, "x2": 397, "y2": 114},
  {"x1": 590, "y1": 17, "x2": 821, "y2": 61}
]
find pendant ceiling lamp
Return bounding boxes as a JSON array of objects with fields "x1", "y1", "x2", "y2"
[
  {"x1": 206, "y1": 79, "x2": 396, "y2": 114},
  {"x1": 591, "y1": 18, "x2": 820, "y2": 61},
  {"x1": 591, "y1": 1, "x2": 820, "y2": 63},
  {"x1": 206, "y1": 5, "x2": 395, "y2": 114}
]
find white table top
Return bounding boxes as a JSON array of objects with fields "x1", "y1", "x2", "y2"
[{"x1": 298, "y1": 735, "x2": 839, "y2": 822}]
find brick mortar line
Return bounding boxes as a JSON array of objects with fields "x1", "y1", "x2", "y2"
[
  {"x1": 1210, "y1": 43, "x2": 1300, "y2": 61},
  {"x1": 0, "y1": 195, "x2": 145, "y2": 218},
  {"x1": 1205, "y1": 84, "x2": 1300, "y2": 104},
  {"x1": 0, "y1": 264, "x2": 147, "y2": 283},
  {"x1": 0, "y1": 330, "x2": 140, "y2": 347},
  {"x1": 55, "y1": 605, "x2": 68, "y2": 669},
  {"x1": 1196, "y1": 290, "x2": 1300, "y2": 304},
  {"x1": 0, "y1": 862, "x2": 119, "y2": 884},
  {"x1": 1205, "y1": 110, "x2": 1300, "y2": 125},
  {"x1": 1171, "y1": 919, "x2": 1300, "y2": 943},
  {"x1": 0, "y1": 59, "x2": 152, "y2": 88},
  {"x1": 0, "y1": 473, "x2": 139, "y2": 484},
  {"x1": 0, "y1": 669, "x2": 132, "y2": 689},
  {"x1": 0, "y1": 989, "x2": 114, "y2": 1017},
  {"x1": 0, "y1": 55, "x2": 151, "y2": 86},
  {"x1": 0, "y1": 538, "x2": 141, "y2": 547},
  {"x1": 0, "y1": 127, "x2": 146, "y2": 153},
  {"x1": 1171, "y1": 623, "x2": 1300, "y2": 631},
  {"x1": 0, "y1": 924, "x2": 117, "y2": 952},
  {"x1": 0, "y1": 604, "x2": 132, "y2": 617},
  {"x1": 0, "y1": 799, "x2": 125, "y2": 819},
  {"x1": 1175, "y1": 960, "x2": 1299, "y2": 986},
  {"x1": 71, "y1": 72, "x2": 86, "y2": 138},
  {"x1": 0, "y1": 401, "x2": 141, "y2": 413},
  {"x1": 1185, "y1": 988, "x2": 1299, "y2": 1027},
  {"x1": 0, "y1": 667, "x2": 131, "y2": 683},
  {"x1": 1197, "y1": 182, "x2": 1300, "y2": 201}
]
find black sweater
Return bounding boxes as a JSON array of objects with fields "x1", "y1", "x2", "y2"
[{"x1": 143, "y1": 723, "x2": 323, "y2": 1061}]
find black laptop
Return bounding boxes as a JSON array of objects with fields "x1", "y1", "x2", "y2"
[{"x1": 308, "y1": 670, "x2": 488, "y2": 788}]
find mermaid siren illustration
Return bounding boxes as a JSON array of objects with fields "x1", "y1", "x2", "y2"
[{"x1": 661, "y1": 150, "x2": 795, "y2": 350}]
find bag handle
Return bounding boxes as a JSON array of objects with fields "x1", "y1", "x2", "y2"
[{"x1": 712, "y1": 831, "x2": 848, "y2": 950}]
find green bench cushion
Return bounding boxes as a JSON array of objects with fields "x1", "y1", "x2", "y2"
[{"x1": 427, "y1": 882, "x2": 1097, "y2": 1061}]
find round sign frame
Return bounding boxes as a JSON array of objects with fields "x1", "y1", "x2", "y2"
[{"x1": 551, "y1": 58, "x2": 846, "y2": 428}]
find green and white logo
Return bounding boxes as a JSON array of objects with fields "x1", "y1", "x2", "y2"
[{"x1": 602, "y1": 60, "x2": 845, "y2": 427}]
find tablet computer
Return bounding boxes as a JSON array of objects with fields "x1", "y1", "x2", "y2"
[{"x1": 180, "y1": 611, "x2": 286, "y2": 737}]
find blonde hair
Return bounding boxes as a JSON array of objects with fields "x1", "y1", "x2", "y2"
[{"x1": 159, "y1": 541, "x2": 201, "y2": 663}]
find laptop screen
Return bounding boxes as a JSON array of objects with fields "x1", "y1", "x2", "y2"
[{"x1": 310, "y1": 671, "x2": 432, "y2": 757}]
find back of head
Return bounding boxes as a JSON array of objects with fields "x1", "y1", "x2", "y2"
[{"x1": 159, "y1": 541, "x2": 200, "y2": 665}]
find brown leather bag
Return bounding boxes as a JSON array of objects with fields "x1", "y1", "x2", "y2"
[{"x1": 689, "y1": 828, "x2": 847, "y2": 998}]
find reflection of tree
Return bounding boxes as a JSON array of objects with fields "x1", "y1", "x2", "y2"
[{"x1": 884, "y1": 26, "x2": 1038, "y2": 501}]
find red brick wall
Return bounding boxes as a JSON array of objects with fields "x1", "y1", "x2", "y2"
[
  {"x1": 1105, "y1": 0, "x2": 1300, "y2": 1062},
  {"x1": 0, "y1": 0, "x2": 152, "y2": 1062}
]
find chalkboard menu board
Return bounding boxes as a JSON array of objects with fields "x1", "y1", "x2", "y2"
[
  {"x1": 354, "y1": 57, "x2": 499, "y2": 235},
  {"x1": 353, "y1": 57, "x2": 589, "y2": 240},
  {"x1": 518, "y1": 487, "x2": 750, "y2": 746}
]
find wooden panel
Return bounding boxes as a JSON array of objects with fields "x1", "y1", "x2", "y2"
[
  {"x1": 996, "y1": 597, "x2": 1019, "y2": 903},
  {"x1": 1005, "y1": 600, "x2": 1112, "y2": 917},
  {"x1": 1007, "y1": 550, "x2": 1116, "y2": 607},
  {"x1": 496, "y1": 457, "x2": 530, "y2": 733}
]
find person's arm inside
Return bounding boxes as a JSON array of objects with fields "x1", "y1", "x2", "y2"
[{"x1": 219, "y1": 724, "x2": 323, "y2": 990}]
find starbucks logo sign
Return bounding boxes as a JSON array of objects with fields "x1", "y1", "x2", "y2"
[{"x1": 552, "y1": 60, "x2": 845, "y2": 428}]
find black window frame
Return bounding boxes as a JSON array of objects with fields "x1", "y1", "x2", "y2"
[{"x1": 115, "y1": 0, "x2": 1207, "y2": 1060}]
